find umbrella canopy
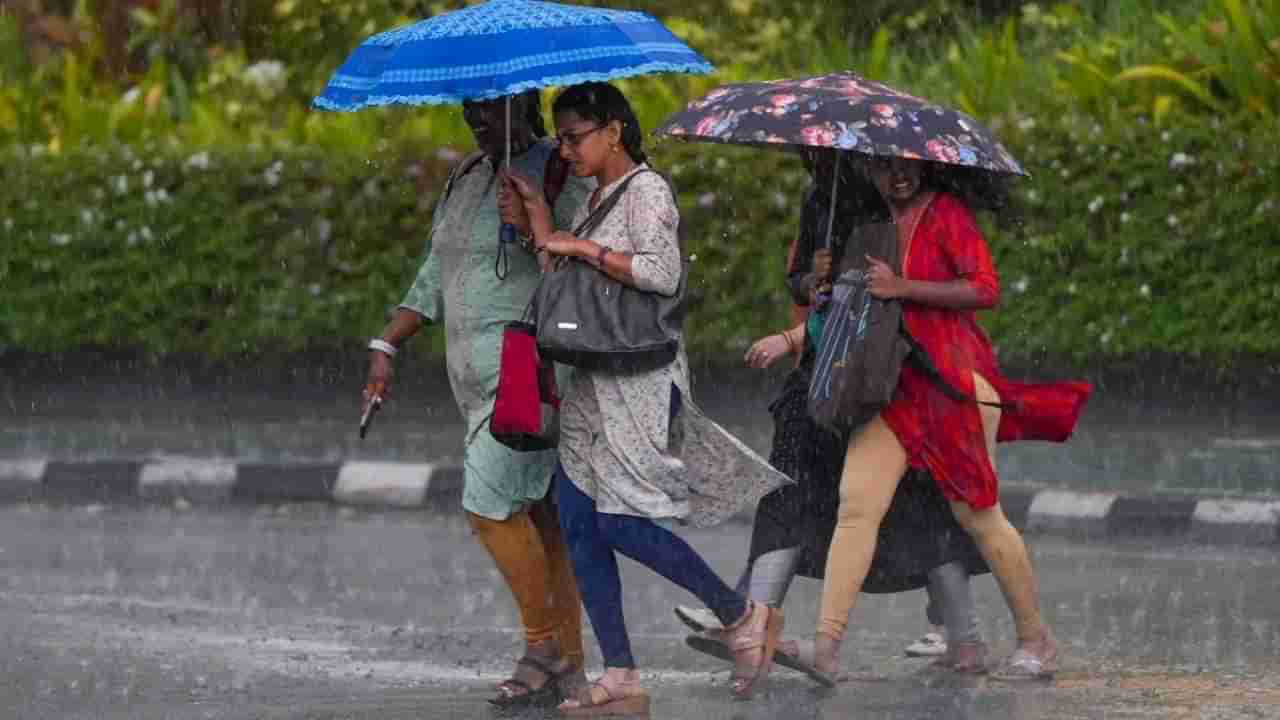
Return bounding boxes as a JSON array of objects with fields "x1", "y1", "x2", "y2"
[
  {"x1": 654, "y1": 71, "x2": 1025, "y2": 176},
  {"x1": 313, "y1": 0, "x2": 714, "y2": 112}
]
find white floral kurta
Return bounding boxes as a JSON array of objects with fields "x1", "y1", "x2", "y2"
[
  {"x1": 557, "y1": 165, "x2": 792, "y2": 528},
  {"x1": 400, "y1": 139, "x2": 591, "y2": 520}
]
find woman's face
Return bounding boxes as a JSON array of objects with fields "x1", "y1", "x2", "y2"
[
  {"x1": 867, "y1": 157, "x2": 924, "y2": 205},
  {"x1": 554, "y1": 110, "x2": 616, "y2": 177}
]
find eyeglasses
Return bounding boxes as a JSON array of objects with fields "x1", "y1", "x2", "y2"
[{"x1": 554, "y1": 125, "x2": 606, "y2": 149}]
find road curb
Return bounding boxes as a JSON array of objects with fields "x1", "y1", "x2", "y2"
[
  {"x1": 1, "y1": 459, "x2": 1276, "y2": 544},
  {"x1": 0, "y1": 458, "x2": 459, "y2": 509}
]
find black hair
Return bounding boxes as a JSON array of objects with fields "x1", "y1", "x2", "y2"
[
  {"x1": 552, "y1": 82, "x2": 647, "y2": 164},
  {"x1": 518, "y1": 89, "x2": 547, "y2": 139},
  {"x1": 807, "y1": 150, "x2": 891, "y2": 223},
  {"x1": 918, "y1": 161, "x2": 1014, "y2": 216},
  {"x1": 852, "y1": 156, "x2": 1018, "y2": 223}
]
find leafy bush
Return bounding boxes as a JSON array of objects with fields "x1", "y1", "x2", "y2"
[
  {"x1": 4, "y1": 118, "x2": 1277, "y2": 366},
  {"x1": 985, "y1": 115, "x2": 1280, "y2": 364},
  {"x1": 0, "y1": 142, "x2": 446, "y2": 356},
  {"x1": 3, "y1": 0, "x2": 1278, "y2": 370},
  {"x1": 1123, "y1": 0, "x2": 1280, "y2": 121}
]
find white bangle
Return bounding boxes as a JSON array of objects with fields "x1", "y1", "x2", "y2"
[{"x1": 368, "y1": 338, "x2": 398, "y2": 358}]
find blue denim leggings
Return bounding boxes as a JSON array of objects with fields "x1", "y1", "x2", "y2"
[{"x1": 555, "y1": 465, "x2": 748, "y2": 668}]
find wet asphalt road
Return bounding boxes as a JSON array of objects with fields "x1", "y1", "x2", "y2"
[{"x1": 3, "y1": 501, "x2": 1280, "y2": 720}]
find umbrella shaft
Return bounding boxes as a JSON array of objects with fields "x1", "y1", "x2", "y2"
[{"x1": 825, "y1": 153, "x2": 841, "y2": 250}]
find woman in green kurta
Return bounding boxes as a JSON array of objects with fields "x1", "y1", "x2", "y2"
[{"x1": 362, "y1": 90, "x2": 594, "y2": 709}]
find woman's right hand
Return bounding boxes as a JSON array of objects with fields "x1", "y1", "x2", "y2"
[
  {"x1": 744, "y1": 333, "x2": 792, "y2": 369},
  {"x1": 363, "y1": 350, "x2": 394, "y2": 412}
]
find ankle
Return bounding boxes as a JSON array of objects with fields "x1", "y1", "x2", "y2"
[
  {"x1": 814, "y1": 631, "x2": 842, "y2": 670},
  {"x1": 526, "y1": 638, "x2": 562, "y2": 659},
  {"x1": 601, "y1": 667, "x2": 641, "y2": 686},
  {"x1": 1016, "y1": 628, "x2": 1055, "y2": 652},
  {"x1": 723, "y1": 600, "x2": 756, "y2": 633}
]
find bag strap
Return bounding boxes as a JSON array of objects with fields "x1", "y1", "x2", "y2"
[
  {"x1": 571, "y1": 168, "x2": 656, "y2": 239},
  {"x1": 441, "y1": 151, "x2": 488, "y2": 205},
  {"x1": 901, "y1": 331, "x2": 1010, "y2": 409}
]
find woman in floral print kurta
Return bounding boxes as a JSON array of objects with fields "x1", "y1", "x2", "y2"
[
  {"x1": 506, "y1": 82, "x2": 791, "y2": 714},
  {"x1": 362, "y1": 91, "x2": 594, "y2": 709}
]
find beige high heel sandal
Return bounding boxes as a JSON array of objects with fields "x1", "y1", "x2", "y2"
[
  {"x1": 723, "y1": 601, "x2": 784, "y2": 699},
  {"x1": 558, "y1": 676, "x2": 651, "y2": 717}
]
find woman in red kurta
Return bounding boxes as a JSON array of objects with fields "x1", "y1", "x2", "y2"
[{"x1": 809, "y1": 156, "x2": 1091, "y2": 684}]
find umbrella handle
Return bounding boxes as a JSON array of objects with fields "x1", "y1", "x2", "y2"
[{"x1": 497, "y1": 94, "x2": 518, "y2": 279}]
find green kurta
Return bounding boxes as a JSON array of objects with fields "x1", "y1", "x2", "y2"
[{"x1": 400, "y1": 139, "x2": 592, "y2": 520}]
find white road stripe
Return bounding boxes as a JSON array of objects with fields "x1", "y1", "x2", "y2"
[
  {"x1": 1028, "y1": 490, "x2": 1118, "y2": 519},
  {"x1": 334, "y1": 462, "x2": 434, "y2": 507},
  {"x1": 1192, "y1": 499, "x2": 1280, "y2": 526},
  {"x1": 138, "y1": 460, "x2": 237, "y2": 499},
  {"x1": 0, "y1": 459, "x2": 47, "y2": 485}
]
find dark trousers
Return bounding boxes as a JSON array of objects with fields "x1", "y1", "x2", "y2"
[{"x1": 553, "y1": 388, "x2": 746, "y2": 668}]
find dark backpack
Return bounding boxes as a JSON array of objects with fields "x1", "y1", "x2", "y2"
[{"x1": 807, "y1": 221, "x2": 911, "y2": 433}]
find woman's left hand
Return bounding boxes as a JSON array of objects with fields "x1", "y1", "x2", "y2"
[
  {"x1": 865, "y1": 254, "x2": 908, "y2": 299},
  {"x1": 538, "y1": 231, "x2": 585, "y2": 258}
]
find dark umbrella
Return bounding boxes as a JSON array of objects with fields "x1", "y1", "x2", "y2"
[{"x1": 654, "y1": 71, "x2": 1025, "y2": 248}]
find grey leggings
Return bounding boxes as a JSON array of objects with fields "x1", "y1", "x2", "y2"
[{"x1": 737, "y1": 549, "x2": 980, "y2": 645}]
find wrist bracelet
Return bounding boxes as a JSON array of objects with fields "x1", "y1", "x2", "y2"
[
  {"x1": 368, "y1": 338, "x2": 398, "y2": 358},
  {"x1": 597, "y1": 246, "x2": 610, "y2": 266}
]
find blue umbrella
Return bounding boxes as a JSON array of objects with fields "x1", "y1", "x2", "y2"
[
  {"x1": 313, "y1": 0, "x2": 713, "y2": 252},
  {"x1": 313, "y1": 0, "x2": 714, "y2": 112}
]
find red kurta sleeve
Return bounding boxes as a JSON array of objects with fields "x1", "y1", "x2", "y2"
[{"x1": 934, "y1": 194, "x2": 1000, "y2": 307}]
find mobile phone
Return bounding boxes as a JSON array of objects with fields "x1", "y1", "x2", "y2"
[{"x1": 359, "y1": 395, "x2": 383, "y2": 440}]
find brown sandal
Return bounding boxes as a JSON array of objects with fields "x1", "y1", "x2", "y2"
[
  {"x1": 489, "y1": 655, "x2": 568, "y2": 709},
  {"x1": 723, "y1": 601, "x2": 784, "y2": 699},
  {"x1": 558, "y1": 679, "x2": 651, "y2": 717}
]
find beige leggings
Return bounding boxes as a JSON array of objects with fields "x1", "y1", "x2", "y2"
[{"x1": 819, "y1": 374, "x2": 1046, "y2": 642}]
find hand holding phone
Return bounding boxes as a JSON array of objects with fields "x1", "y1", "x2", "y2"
[{"x1": 359, "y1": 394, "x2": 382, "y2": 439}]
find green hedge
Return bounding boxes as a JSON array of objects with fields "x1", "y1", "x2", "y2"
[{"x1": 2, "y1": 114, "x2": 1277, "y2": 366}]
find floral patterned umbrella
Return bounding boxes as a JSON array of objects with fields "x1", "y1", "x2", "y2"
[{"x1": 654, "y1": 71, "x2": 1025, "y2": 176}]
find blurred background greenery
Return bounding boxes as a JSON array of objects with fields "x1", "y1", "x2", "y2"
[{"x1": 1, "y1": 0, "x2": 1277, "y2": 370}]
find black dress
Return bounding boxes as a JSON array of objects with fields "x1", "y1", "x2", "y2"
[{"x1": 746, "y1": 354, "x2": 989, "y2": 594}]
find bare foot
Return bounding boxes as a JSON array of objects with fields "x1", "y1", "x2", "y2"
[{"x1": 1017, "y1": 629, "x2": 1058, "y2": 663}]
